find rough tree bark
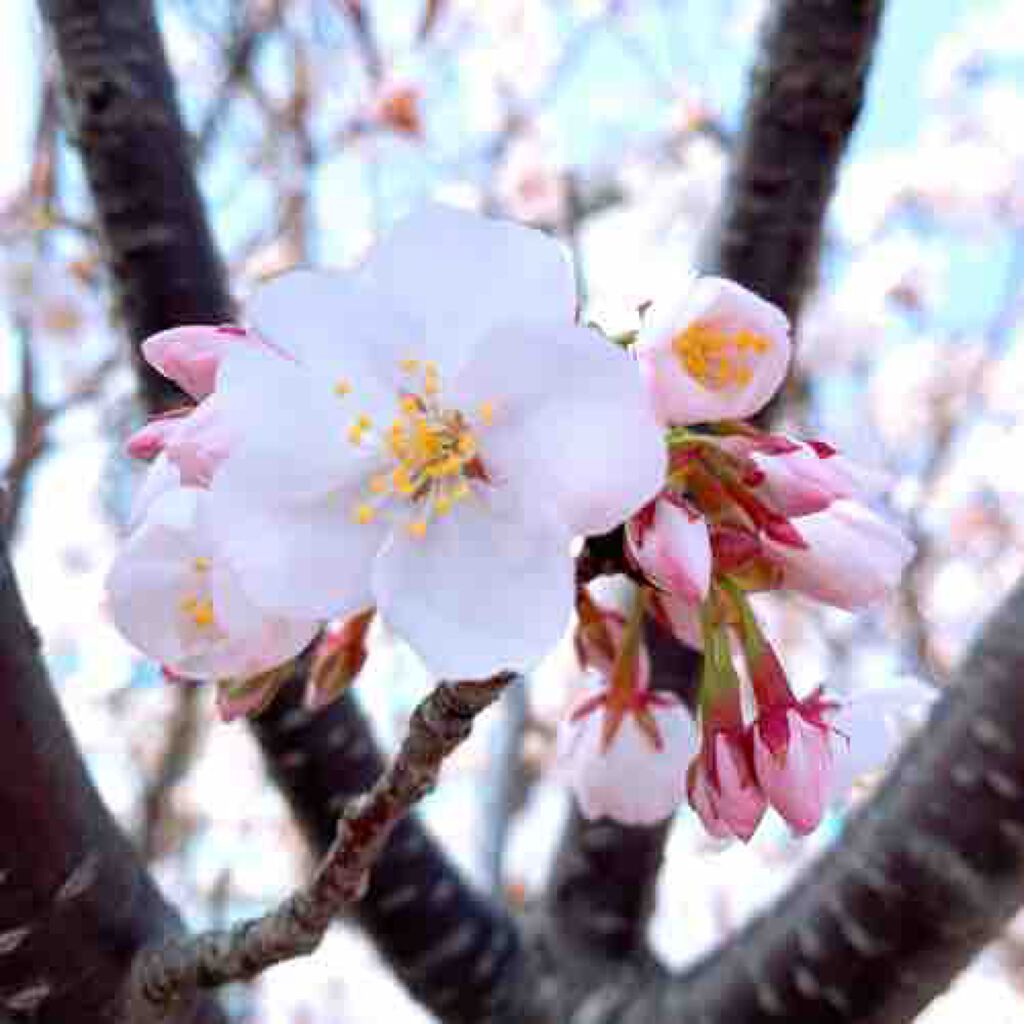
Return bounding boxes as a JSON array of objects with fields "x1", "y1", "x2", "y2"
[
  {"x1": 540, "y1": 0, "x2": 887, "y2": 994},
  {"x1": 0, "y1": 541, "x2": 227, "y2": 1024}
]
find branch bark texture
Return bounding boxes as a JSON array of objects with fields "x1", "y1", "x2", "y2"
[
  {"x1": 129, "y1": 676, "x2": 511, "y2": 1012},
  {"x1": 698, "y1": 0, "x2": 885, "y2": 321}
]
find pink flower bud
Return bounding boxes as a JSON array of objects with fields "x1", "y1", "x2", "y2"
[
  {"x1": 635, "y1": 277, "x2": 791, "y2": 426},
  {"x1": 574, "y1": 591, "x2": 651, "y2": 689},
  {"x1": 626, "y1": 495, "x2": 712, "y2": 603},
  {"x1": 141, "y1": 325, "x2": 259, "y2": 400},
  {"x1": 748, "y1": 437, "x2": 891, "y2": 517},
  {"x1": 556, "y1": 687, "x2": 698, "y2": 825},
  {"x1": 688, "y1": 728, "x2": 767, "y2": 841},
  {"x1": 751, "y1": 695, "x2": 838, "y2": 835},
  {"x1": 766, "y1": 500, "x2": 915, "y2": 610},
  {"x1": 126, "y1": 415, "x2": 184, "y2": 461}
]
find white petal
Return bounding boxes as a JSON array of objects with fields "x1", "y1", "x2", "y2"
[
  {"x1": 452, "y1": 322, "x2": 666, "y2": 537},
  {"x1": 209, "y1": 475, "x2": 384, "y2": 620},
  {"x1": 358, "y1": 204, "x2": 577, "y2": 375},
  {"x1": 128, "y1": 454, "x2": 182, "y2": 530},
  {"x1": 373, "y1": 492, "x2": 574, "y2": 678}
]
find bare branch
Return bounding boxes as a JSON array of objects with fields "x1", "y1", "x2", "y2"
[{"x1": 128, "y1": 675, "x2": 511, "y2": 1010}]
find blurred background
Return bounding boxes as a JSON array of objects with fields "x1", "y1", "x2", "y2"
[{"x1": 1, "y1": 0, "x2": 1023, "y2": 1019}]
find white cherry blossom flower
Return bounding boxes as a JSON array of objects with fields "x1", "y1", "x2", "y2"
[
  {"x1": 207, "y1": 205, "x2": 666, "y2": 678},
  {"x1": 108, "y1": 488, "x2": 318, "y2": 681}
]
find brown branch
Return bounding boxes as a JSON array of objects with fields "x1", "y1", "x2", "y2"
[
  {"x1": 38, "y1": 0, "x2": 233, "y2": 413},
  {"x1": 570, "y1": 572, "x2": 1024, "y2": 1023},
  {"x1": 697, "y1": 0, "x2": 886, "y2": 322},
  {"x1": 128, "y1": 675, "x2": 511, "y2": 1011},
  {"x1": 252, "y1": 669, "x2": 529, "y2": 1023}
]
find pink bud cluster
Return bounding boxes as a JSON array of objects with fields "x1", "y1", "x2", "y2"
[{"x1": 557, "y1": 276, "x2": 916, "y2": 837}]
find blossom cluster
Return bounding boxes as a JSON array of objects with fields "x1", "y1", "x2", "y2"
[{"x1": 109, "y1": 204, "x2": 918, "y2": 839}]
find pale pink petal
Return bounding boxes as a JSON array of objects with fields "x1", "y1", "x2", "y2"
[
  {"x1": 630, "y1": 499, "x2": 711, "y2": 602},
  {"x1": 557, "y1": 691, "x2": 697, "y2": 825},
  {"x1": 128, "y1": 454, "x2": 182, "y2": 530},
  {"x1": 126, "y1": 417, "x2": 182, "y2": 461},
  {"x1": 636, "y1": 276, "x2": 791, "y2": 425},
  {"x1": 373, "y1": 491, "x2": 574, "y2": 679},
  {"x1": 357, "y1": 204, "x2": 577, "y2": 376},
  {"x1": 767, "y1": 500, "x2": 915, "y2": 610},
  {"x1": 142, "y1": 325, "x2": 245, "y2": 400},
  {"x1": 713, "y1": 733, "x2": 767, "y2": 841},
  {"x1": 163, "y1": 398, "x2": 234, "y2": 488},
  {"x1": 651, "y1": 591, "x2": 704, "y2": 650},
  {"x1": 753, "y1": 711, "x2": 832, "y2": 835},
  {"x1": 451, "y1": 322, "x2": 666, "y2": 537},
  {"x1": 687, "y1": 758, "x2": 732, "y2": 839}
]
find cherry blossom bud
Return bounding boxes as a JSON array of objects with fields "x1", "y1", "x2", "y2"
[
  {"x1": 751, "y1": 693, "x2": 839, "y2": 835},
  {"x1": 305, "y1": 609, "x2": 375, "y2": 711},
  {"x1": 635, "y1": 277, "x2": 791, "y2": 426},
  {"x1": 126, "y1": 415, "x2": 185, "y2": 461},
  {"x1": 745, "y1": 437, "x2": 891, "y2": 517},
  {"x1": 648, "y1": 589, "x2": 703, "y2": 650},
  {"x1": 142, "y1": 325, "x2": 260, "y2": 400},
  {"x1": 574, "y1": 589, "x2": 652, "y2": 688},
  {"x1": 688, "y1": 729, "x2": 766, "y2": 841},
  {"x1": 626, "y1": 494, "x2": 711, "y2": 603},
  {"x1": 556, "y1": 686, "x2": 698, "y2": 825},
  {"x1": 766, "y1": 500, "x2": 915, "y2": 610}
]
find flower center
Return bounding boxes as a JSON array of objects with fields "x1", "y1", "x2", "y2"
[
  {"x1": 179, "y1": 557, "x2": 218, "y2": 632},
  {"x1": 672, "y1": 321, "x2": 771, "y2": 391},
  {"x1": 339, "y1": 358, "x2": 496, "y2": 539}
]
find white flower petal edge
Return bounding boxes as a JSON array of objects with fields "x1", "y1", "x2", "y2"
[
  {"x1": 450, "y1": 321, "x2": 667, "y2": 537},
  {"x1": 108, "y1": 488, "x2": 318, "y2": 680},
  {"x1": 357, "y1": 204, "x2": 577, "y2": 376},
  {"x1": 373, "y1": 491, "x2": 574, "y2": 679}
]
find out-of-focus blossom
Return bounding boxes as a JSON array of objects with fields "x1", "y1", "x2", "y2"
[{"x1": 495, "y1": 134, "x2": 567, "y2": 227}]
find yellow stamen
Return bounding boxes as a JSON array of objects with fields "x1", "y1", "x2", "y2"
[
  {"x1": 352, "y1": 503, "x2": 376, "y2": 525},
  {"x1": 478, "y1": 400, "x2": 495, "y2": 426},
  {"x1": 333, "y1": 378, "x2": 352, "y2": 397},
  {"x1": 369, "y1": 474, "x2": 390, "y2": 495},
  {"x1": 400, "y1": 357, "x2": 420, "y2": 373},
  {"x1": 193, "y1": 557, "x2": 211, "y2": 572},
  {"x1": 407, "y1": 520, "x2": 428, "y2": 539}
]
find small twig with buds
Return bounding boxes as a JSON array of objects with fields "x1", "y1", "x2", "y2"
[{"x1": 126, "y1": 674, "x2": 512, "y2": 1014}]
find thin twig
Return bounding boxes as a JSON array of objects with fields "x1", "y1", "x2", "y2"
[{"x1": 128, "y1": 674, "x2": 512, "y2": 1011}]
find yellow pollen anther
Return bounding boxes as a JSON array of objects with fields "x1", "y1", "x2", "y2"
[
  {"x1": 333, "y1": 378, "x2": 352, "y2": 397},
  {"x1": 369, "y1": 474, "x2": 390, "y2": 495},
  {"x1": 193, "y1": 557, "x2": 211, "y2": 573},
  {"x1": 181, "y1": 595, "x2": 215, "y2": 628},
  {"x1": 393, "y1": 465, "x2": 415, "y2": 494},
  {"x1": 478, "y1": 401, "x2": 495, "y2": 426},
  {"x1": 356, "y1": 414, "x2": 373, "y2": 430},
  {"x1": 352, "y1": 503, "x2": 376, "y2": 525},
  {"x1": 434, "y1": 495, "x2": 453, "y2": 515},
  {"x1": 671, "y1": 321, "x2": 771, "y2": 391},
  {"x1": 407, "y1": 520, "x2": 428, "y2": 539},
  {"x1": 400, "y1": 395, "x2": 420, "y2": 414},
  {"x1": 400, "y1": 357, "x2": 420, "y2": 373},
  {"x1": 348, "y1": 424, "x2": 365, "y2": 445},
  {"x1": 456, "y1": 434, "x2": 477, "y2": 458}
]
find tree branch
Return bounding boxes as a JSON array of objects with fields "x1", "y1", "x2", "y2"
[
  {"x1": 0, "y1": 540, "x2": 227, "y2": 1024},
  {"x1": 38, "y1": 0, "x2": 233, "y2": 413},
  {"x1": 573, "y1": 572, "x2": 1024, "y2": 1023},
  {"x1": 128, "y1": 675, "x2": 511, "y2": 1012},
  {"x1": 251, "y1": 672, "x2": 528, "y2": 1023},
  {"x1": 697, "y1": 0, "x2": 886, "y2": 320}
]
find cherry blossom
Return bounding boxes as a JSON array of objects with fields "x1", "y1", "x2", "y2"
[
  {"x1": 556, "y1": 683, "x2": 697, "y2": 825},
  {"x1": 687, "y1": 728, "x2": 766, "y2": 841},
  {"x1": 107, "y1": 488, "x2": 318, "y2": 681},
  {"x1": 635, "y1": 276, "x2": 792, "y2": 426},
  {"x1": 207, "y1": 205, "x2": 666, "y2": 678}
]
